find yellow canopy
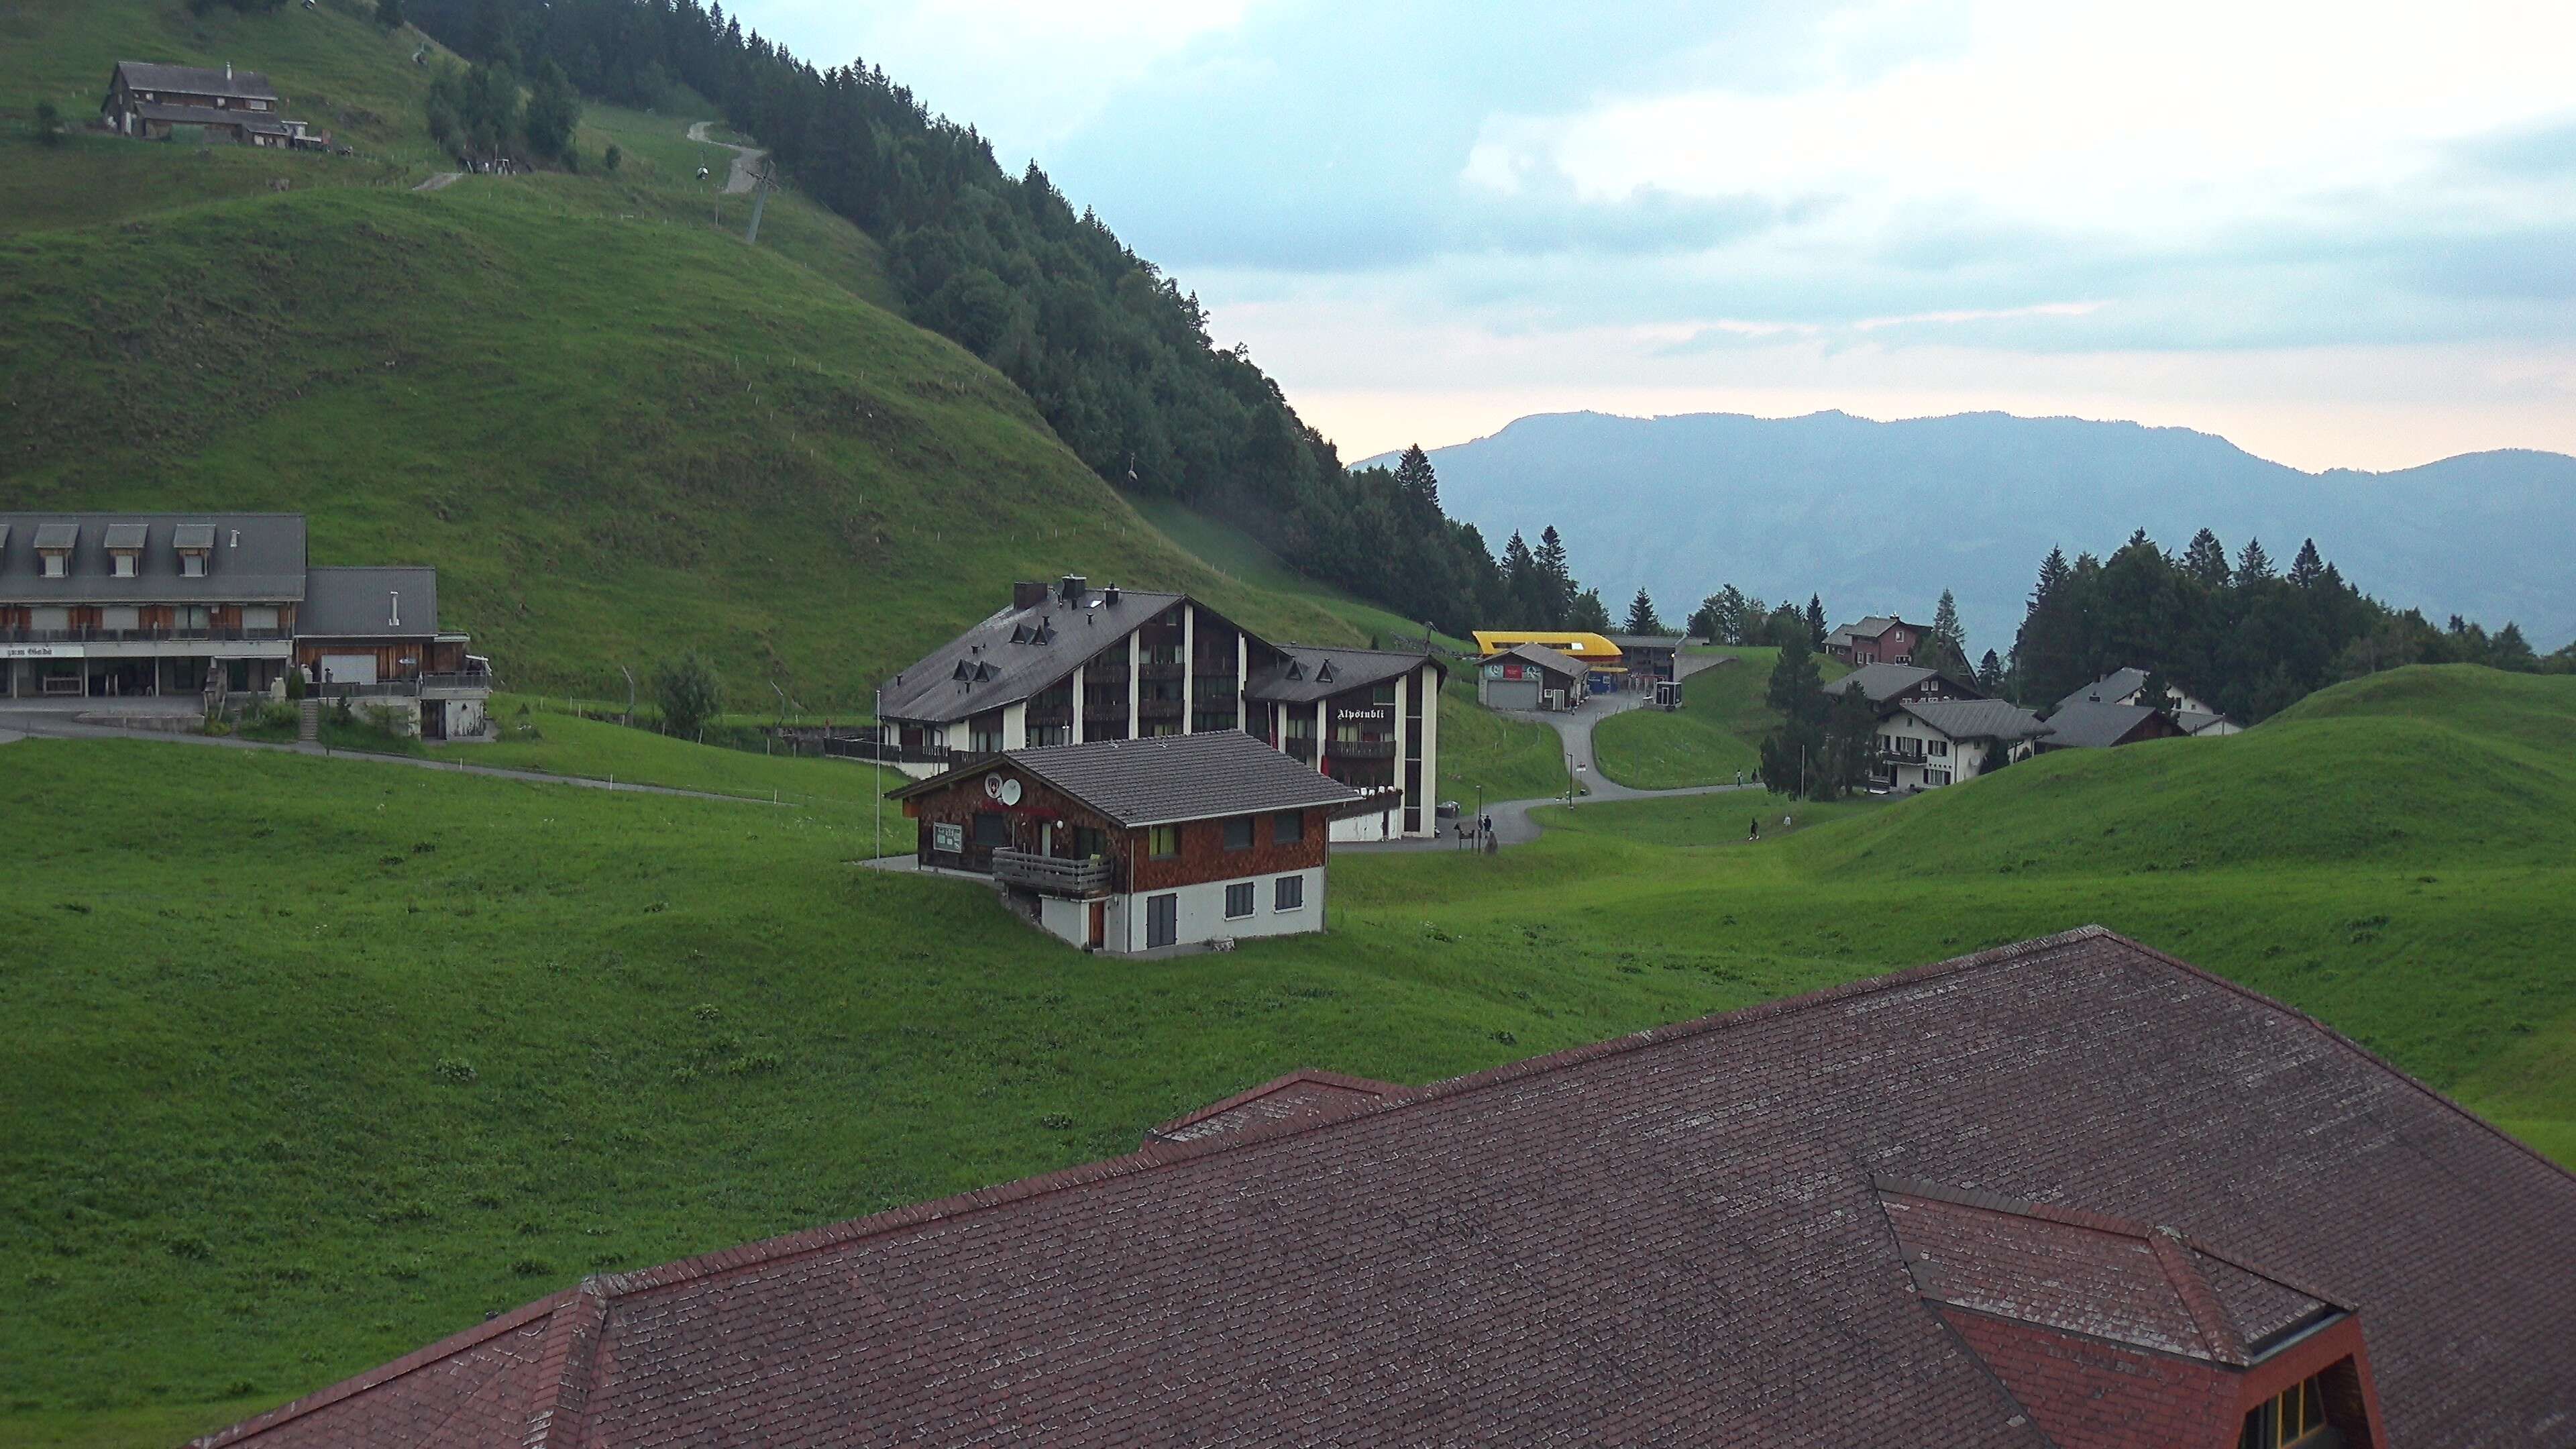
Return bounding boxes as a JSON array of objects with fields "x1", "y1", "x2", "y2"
[{"x1": 1472, "y1": 630, "x2": 1626, "y2": 663}]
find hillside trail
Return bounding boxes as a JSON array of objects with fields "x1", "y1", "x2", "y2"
[
  {"x1": 0, "y1": 708, "x2": 789, "y2": 807},
  {"x1": 413, "y1": 171, "x2": 464, "y2": 192},
  {"x1": 688, "y1": 120, "x2": 766, "y2": 194}
]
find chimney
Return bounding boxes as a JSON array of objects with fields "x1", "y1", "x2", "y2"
[
  {"x1": 1104, "y1": 584, "x2": 1121, "y2": 606},
  {"x1": 1013, "y1": 580, "x2": 1045, "y2": 611},
  {"x1": 388, "y1": 590, "x2": 401, "y2": 629},
  {"x1": 1059, "y1": 574, "x2": 1087, "y2": 604}
]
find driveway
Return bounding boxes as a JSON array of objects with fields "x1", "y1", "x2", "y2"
[{"x1": 688, "y1": 121, "x2": 766, "y2": 194}]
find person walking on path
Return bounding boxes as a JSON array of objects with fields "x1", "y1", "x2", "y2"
[{"x1": 1749, "y1": 816, "x2": 1760, "y2": 841}]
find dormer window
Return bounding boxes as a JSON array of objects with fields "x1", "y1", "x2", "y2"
[
  {"x1": 181, "y1": 553, "x2": 207, "y2": 578},
  {"x1": 113, "y1": 553, "x2": 138, "y2": 578},
  {"x1": 34, "y1": 522, "x2": 76, "y2": 578},
  {"x1": 103, "y1": 523, "x2": 147, "y2": 580},
  {"x1": 41, "y1": 553, "x2": 68, "y2": 579},
  {"x1": 2240, "y1": 1373, "x2": 2327, "y2": 1448}
]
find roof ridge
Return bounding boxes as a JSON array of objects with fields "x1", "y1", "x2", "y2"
[
  {"x1": 2096, "y1": 932, "x2": 2576, "y2": 1193},
  {"x1": 520, "y1": 1281, "x2": 610, "y2": 1446},
  {"x1": 188, "y1": 1290, "x2": 573, "y2": 1448},
  {"x1": 1146, "y1": 1068, "x2": 1413, "y2": 1142},
  {"x1": 2147, "y1": 1226, "x2": 2250, "y2": 1365}
]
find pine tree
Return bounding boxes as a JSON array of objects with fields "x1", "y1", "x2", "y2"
[
  {"x1": 1500, "y1": 531, "x2": 1539, "y2": 626},
  {"x1": 1928, "y1": 589, "x2": 1969, "y2": 673},
  {"x1": 2288, "y1": 538, "x2": 2326, "y2": 588},
  {"x1": 1623, "y1": 588, "x2": 1664, "y2": 635},
  {"x1": 1821, "y1": 684, "x2": 1878, "y2": 798},
  {"x1": 1568, "y1": 587, "x2": 1613, "y2": 633},
  {"x1": 2237, "y1": 537, "x2": 2275, "y2": 582},
  {"x1": 1760, "y1": 635, "x2": 1830, "y2": 799},
  {"x1": 1534, "y1": 527, "x2": 1575, "y2": 627},
  {"x1": 1805, "y1": 595, "x2": 1828, "y2": 649},
  {"x1": 2492, "y1": 622, "x2": 2538, "y2": 672},
  {"x1": 1976, "y1": 649, "x2": 2005, "y2": 695},
  {"x1": 2182, "y1": 528, "x2": 2231, "y2": 588},
  {"x1": 1393, "y1": 445, "x2": 1440, "y2": 515}
]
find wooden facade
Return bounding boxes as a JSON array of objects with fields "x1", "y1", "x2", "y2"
[{"x1": 900, "y1": 760, "x2": 1333, "y2": 894}]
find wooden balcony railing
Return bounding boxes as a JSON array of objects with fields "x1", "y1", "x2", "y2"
[{"x1": 991, "y1": 849, "x2": 1116, "y2": 899}]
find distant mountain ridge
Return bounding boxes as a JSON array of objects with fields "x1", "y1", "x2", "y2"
[{"x1": 1366, "y1": 411, "x2": 2576, "y2": 654}]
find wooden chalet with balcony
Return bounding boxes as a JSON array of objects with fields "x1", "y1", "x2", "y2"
[
  {"x1": 877, "y1": 576, "x2": 1445, "y2": 839},
  {"x1": 99, "y1": 61, "x2": 325, "y2": 149},
  {"x1": 889, "y1": 731, "x2": 1367, "y2": 954}
]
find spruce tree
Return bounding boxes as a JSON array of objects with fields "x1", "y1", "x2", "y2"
[
  {"x1": 1623, "y1": 588, "x2": 1664, "y2": 635},
  {"x1": 1535, "y1": 527, "x2": 1575, "y2": 627},
  {"x1": 2288, "y1": 538, "x2": 2326, "y2": 588},
  {"x1": 1569, "y1": 588, "x2": 1613, "y2": 633},
  {"x1": 2182, "y1": 528, "x2": 2231, "y2": 588},
  {"x1": 1929, "y1": 589, "x2": 1969, "y2": 673},
  {"x1": 1822, "y1": 685, "x2": 1878, "y2": 797},
  {"x1": 2491, "y1": 622, "x2": 2538, "y2": 672},
  {"x1": 1805, "y1": 594, "x2": 1829, "y2": 649},
  {"x1": 2236, "y1": 537, "x2": 2275, "y2": 582},
  {"x1": 1977, "y1": 649, "x2": 2006, "y2": 695},
  {"x1": 1393, "y1": 445, "x2": 1440, "y2": 515},
  {"x1": 1760, "y1": 634, "x2": 1830, "y2": 798}
]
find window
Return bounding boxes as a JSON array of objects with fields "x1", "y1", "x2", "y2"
[
  {"x1": 40, "y1": 553, "x2": 66, "y2": 580},
  {"x1": 1224, "y1": 881, "x2": 1255, "y2": 918},
  {"x1": 1926, "y1": 769, "x2": 1952, "y2": 786},
  {"x1": 180, "y1": 553, "x2": 207, "y2": 578},
  {"x1": 1150, "y1": 824, "x2": 1180, "y2": 859},
  {"x1": 176, "y1": 606, "x2": 209, "y2": 631},
  {"x1": 1146, "y1": 893, "x2": 1178, "y2": 949},
  {"x1": 1373, "y1": 681, "x2": 1398, "y2": 705},
  {"x1": 971, "y1": 812, "x2": 1010, "y2": 847},
  {"x1": 1273, "y1": 811, "x2": 1304, "y2": 845},
  {"x1": 111, "y1": 553, "x2": 138, "y2": 578},
  {"x1": 1274, "y1": 875, "x2": 1305, "y2": 912},
  {"x1": 1927, "y1": 739, "x2": 1949, "y2": 757},
  {"x1": 1223, "y1": 816, "x2": 1254, "y2": 851},
  {"x1": 1073, "y1": 826, "x2": 1106, "y2": 859},
  {"x1": 2240, "y1": 1375, "x2": 2327, "y2": 1449},
  {"x1": 242, "y1": 606, "x2": 279, "y2": 630}
]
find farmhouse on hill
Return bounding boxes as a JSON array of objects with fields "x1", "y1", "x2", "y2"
[
  {"x1": 2036, "y1": 698, "x2": 2193, "y2": 753},
  {"x1": 888, "y1": 731, "x2": 1364, "y2": 953},
  {"x1": 98, "y1": 61, "x2": 326, "y2": 149},
  {"x1": 0, "y1": 513, "x2": 492, "y2": 739},
  {"x1": 1825, "y1": 612, "x2": 1930, "y2": 665},
  {"x1": 2058, "y1": 666, "x2": 2243, "y2": 737},
  {"x1": 876, "y1": 576, "x2": 1444, "y2": 840},
  {"x1": 188, "y1": 928, "x2": 2576, "y2": 1448}
]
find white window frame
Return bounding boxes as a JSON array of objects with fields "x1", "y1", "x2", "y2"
[
  {"x1": 1274, "y1": 875, "x2": 1305, "y2": 912},
  {"x1": 180, "y1": 553, "x2": 208, "y2": 578},
  {"x1": 1224, "y1": 881, "x2": 1255, "y2": 920},
  {"x1": 111, "y1": 553, "x2": 138, "y2": 578},
  {"x1": 40, "y1": 553, "x2": 67, "y2": 579}
]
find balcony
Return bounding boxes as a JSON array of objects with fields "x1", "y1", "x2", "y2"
[
  {"x1": 1, "y1": 626, "x2": 291, "y2": 645},
  {"x1": 1282, "y1": 736, "x2": 1318, "y2": 761},
  {"x1": 1137, "y1": 661, "x2": 1187, "y2": 682},
  {"x1": 1026, "y1": 706, "x2": 1074, "y2": 728},
  {"x1": 1329, "y1": 739, "x2": 1397, "y2": 760},
  {"x1": 991, "y1": 849, "x2": 1115, "y2": 899},
  {"x1": 1138, "y1": 697, "x2": 1185, "y2": 720},
  {"x1": 315, "y1": 671, "x2": 498, "y2": 700}
]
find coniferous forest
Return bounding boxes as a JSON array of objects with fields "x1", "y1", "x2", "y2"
[{"x1": 405, "y1": 0, "x2": 1550, "y2": 635}]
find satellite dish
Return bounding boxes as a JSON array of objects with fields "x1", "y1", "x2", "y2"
[
  {"x1": 983, "y1": 773, "x2": 1004, "y2": 800},
  {"x1": 1000, "y1": 779, "x2": 1022, "y2": 806}
]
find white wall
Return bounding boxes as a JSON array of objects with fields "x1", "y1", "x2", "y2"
[
  {"x1": 1879, "y1": 709, "x2": 1987, "y2": 788},
  {"x1": 1111, "y1": 867, "x2": 1326, "y2": 953}
]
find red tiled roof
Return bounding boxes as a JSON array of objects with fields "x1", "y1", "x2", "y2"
[
  {"x1": 1144, "y1": 1069, "x2": 1413, "y2": 1145},
  {"x1": 195, "y1": 928, "x2": 2576, "y2": 1448}
]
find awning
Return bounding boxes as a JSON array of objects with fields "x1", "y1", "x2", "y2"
[{"x1": 103, "y1": 523, "x2": 149, "y2": 551}]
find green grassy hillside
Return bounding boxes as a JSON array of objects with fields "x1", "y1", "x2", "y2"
[
  {"x1": 1590, "y1": 646, "x2": 1852, "y2": 788},
  {"x1": 6, "y1": 665, "x2": 2571, "y2": 1449}
]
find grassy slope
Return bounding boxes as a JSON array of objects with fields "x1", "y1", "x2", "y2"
[
  {"x1": 0, "y1": 3, "x2": 1378, "y2": 712},
  {"x1": 6, "y1": 666, "x2": 2571, "y2": 1449},
  {"x1": 1591, "y1": 646, "x2": 1852, "y2": 788}
]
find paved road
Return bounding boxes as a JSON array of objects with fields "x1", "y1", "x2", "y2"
[
  {"x1": 1344, "y1": 653, "x2": 1755, "y2": 853},
  {"x1": 0, "y1": 709, "x2": 783, "y2": 806},
  {"x1": 687, "y1": 121, "x2": 766, "y2": 195}
]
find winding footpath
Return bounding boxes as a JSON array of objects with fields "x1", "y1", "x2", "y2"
[
  {"x1": 687, "y1": 120, "x2": 767, "y2": 195},
  {"x1": 1344, "y1": 651, "x2": 1754, "y2": 854}
]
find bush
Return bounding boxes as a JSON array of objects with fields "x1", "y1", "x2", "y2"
[
  {"x1": 284, "y1": 667, "x2": 305, "y2": 702},
  {"x1": 32, "y1": 99, "x2": 62, "y2": 147},
  {"x1": 655, "y1": 651, "x2": 725, "y2": 739},
  {"x1": 603, "y1": 144, "x2": 621, "y2": 173}
]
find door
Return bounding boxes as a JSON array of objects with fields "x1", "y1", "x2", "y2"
[
  {"x1": 1087, "y1": 901, "x2": 1106, "y2": 949},
  {"x1": 422, "y1": 702, "x2": 447, "y2": 741},
  {"x1": 1146, "y1": 893, "x2": 1178, "y2": 949}
]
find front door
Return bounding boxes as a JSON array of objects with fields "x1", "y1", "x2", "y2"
[
  {"x1": 422, "y1": 702, "x2": 447, "y2": 741},
  {"x1": 1087, "y1": 901, "x2": 1106, "y2": 949},
  {"x1": 1146, "y1": 893, "x2": 1178, "y2": 949}
]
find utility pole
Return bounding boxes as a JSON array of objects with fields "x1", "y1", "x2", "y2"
[
  {"x1": 744, "y1": 157, "x2": 776, "y2": 245},
  {"x1": 873, "y1": 686, "x2": 882, "y2": 862}
]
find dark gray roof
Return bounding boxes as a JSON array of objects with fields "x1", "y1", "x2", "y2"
[
  {"x1": 2176, "y1": 709, "x2": 2235, "y2": 734},
  {"x1": 897, "y1": 730, "x2": 1364, "y2": 828},
  {"x1": 879, "y1": 586, "x2": 1192, "y2": 724},
  {"x1": 111, "y1": 61, "x2": 280, "y2": 102},
  {"x1": 128, "y1": 100, "x2": 298, "y2": 133},
  {"x1": 1822, "y1": 662, "x2": 1980, "y2": 704},
  {"x1": 301, "y1": 566, "x2": 439, "y2": 639},
  {"x1": 2035, "y1": 700, "x2": 2167, "y2": 749},
  {"x1": 1898, "y1": 699, "x2": 2051, "y2": 743},
  {"x1": 0, "y1": 513, "x2": 306, "y2": 604},
  {"x1": 1827, "y1": 615, "x2": 1917, "y2": 645},
  {"x1": 1245, "y1": 645, "x2": 1442, "y2": 706},
  {"x1": 1485, "y1": 641, "x2": 1587, "y2": 680},
  {"x1": 2054, "y1": 667, "x2": 2152, "y2": 714},
  {"x1": 1605, "y1": 633, "x2": 1686, "y2": 650}
]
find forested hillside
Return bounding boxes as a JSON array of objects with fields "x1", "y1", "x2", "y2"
[{"x1": 402, "y1": 0, "x2": 1519, "y2": 634}]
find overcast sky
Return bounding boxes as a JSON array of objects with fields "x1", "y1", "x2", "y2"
[{"x1": 739, "y1": 1, "x2": 2576, "y2": 472}]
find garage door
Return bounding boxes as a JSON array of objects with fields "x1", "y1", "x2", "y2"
[
  {"x1": 321, "y1": 655, "x2": 378, "y2": 685},
  {"x1": 1487, "y1": 679, "x2": 1541, "y2": 710}
]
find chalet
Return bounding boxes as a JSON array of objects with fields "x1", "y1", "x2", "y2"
[
  {"x1": 877, "y1": 577, "x2": 1445, "y2": 839},
  {"x1": 2035, "y1": 699, "x2": 2191, "y2": 753},
  {"x1": 1474, "y1": 641, "x2": 1589, "y2": 711},
  {"x1": 1821, "y1": 660, "x2": 1983, "y2": 709},
  {"x1": 2057, "y1": 667, "x2": 2242, "y2": 736},
  {"x1": 1242, "y1": 645, "x2": 1442, "y2": 841},
  {"x1": 191, "y1": 928, "x2": 2576, "y2": 1448},
  {"x1": 1873, "y1": 698, "x2": 2052, "y2": 789},
  {"x1": 0, "y1": 513, "x2": 492, "y2": 738},
  {"x1": 98, "y1": 62, "x2": 324, "y2": 149},
  {"x1": 887, "y1": 731, "x2": 1364, "y2": 953},
  {"x1": 1604, "y1": 631, "x2": 1688, "y2": 686},
  {"x1": 1825, "y1": 613, "x2": 1929, "y2": 665}
]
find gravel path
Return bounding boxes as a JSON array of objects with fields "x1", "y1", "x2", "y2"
[
  {"x1": 413, "y1": 171, "x2": 464, "y2": 192},
  {"x1": 687, "y1": 121, "x2": 766, "y2": 195}
]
